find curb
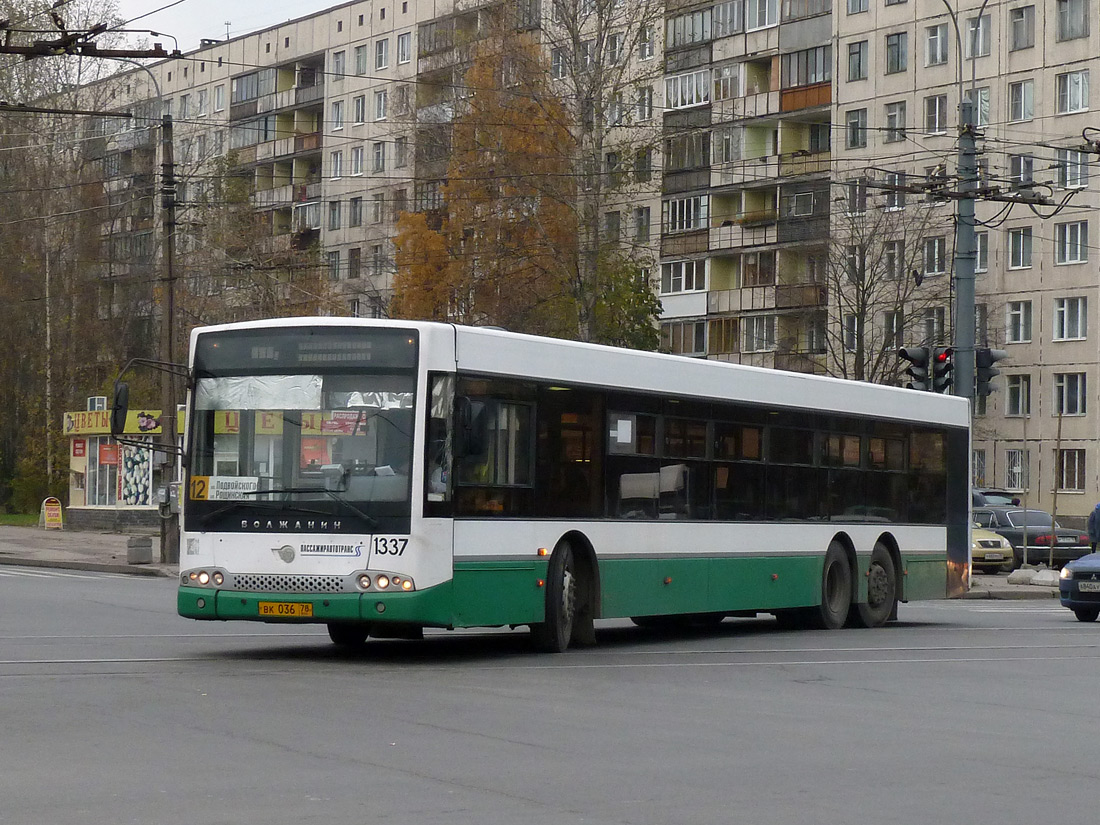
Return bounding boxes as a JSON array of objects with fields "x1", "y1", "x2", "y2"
[
  {"x1": 0, "y1": 557, "x2": 175, "y2": 577},
  {"x1": 957, "y1": 587, "x2": 1060, "y2": 600}
]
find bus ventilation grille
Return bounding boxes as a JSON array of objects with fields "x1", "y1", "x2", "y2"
[{"x1": 232, "y1": 574, "x2": 346, "y2": 594}]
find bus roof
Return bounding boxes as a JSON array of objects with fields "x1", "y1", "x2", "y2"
[{"x1": 190, "y1": 317, "x2": 971, "y2": 429}]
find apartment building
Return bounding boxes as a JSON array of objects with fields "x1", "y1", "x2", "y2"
[
  {"x1": 658, "y1": 0, "x2": 833, "y2": 371},
  {"x1": 835, "y1": 0, "x2": 1100, "y2": 516}
]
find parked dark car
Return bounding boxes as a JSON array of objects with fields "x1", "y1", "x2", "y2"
[
  {"x1": 1059, "y1": 553, "x2": 1100, "y2": 622},
  {"x1": 972, "y1": 488, "x2": 1021, "y2": 507},
  {"x1": 972, "y1": 506, "x2": 1090, "y2": 569}
]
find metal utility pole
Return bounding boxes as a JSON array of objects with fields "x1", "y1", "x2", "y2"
[
  {"x1": 953, "y1": 96, "x2": 977, "y2": 408},
  {"x1": 159, "y1": 114, "x2": 179, "y2": 564}
]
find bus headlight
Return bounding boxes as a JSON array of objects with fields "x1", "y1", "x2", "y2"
[
  {"x1": 376, "y1": 575, "x2": 390, "y2": 590},
  {"x1": 357, "y1": 574, "x2": 372, "y2": 590}
]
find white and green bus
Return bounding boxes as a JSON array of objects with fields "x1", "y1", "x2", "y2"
[{"x1": 175, "y1": 318, "x2": 970, "y2": 651}]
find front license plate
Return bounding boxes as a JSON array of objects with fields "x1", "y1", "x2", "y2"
[
  {"x1": 1078, "y1": 582, "x2": 1100, "y2": 593},
  {"x1": 983, "y1": 553, "x2": 1003, "y2": 561},
  {"x1": 259, "y1": 601, "x2": 313, "y2": 618}
]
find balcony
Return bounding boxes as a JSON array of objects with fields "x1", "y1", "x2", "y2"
[
  {"x1": 779, "y1": 150, "x2": 831, "y2": 178},
  {"x1": 712, "y1": 90, "x2": 779, "y2": 123},
  {"x1": 773, "y1": 350, "x2": 823, "y2": 374},
  {"x1": 775, "y1": 283, "x2": 827, "y2": 309},
  {"x1": 780, "y1": 82, "x2": 831, "y2": 113},
  {"x1": 713, "y1": 155, "x2": 780, "y2": 187},
  {"x1": 295, "y1": 83, "x2": 324, "y2": 106},
  {"x1": 707, "y1": 286, "x2": 776, "y2": 314},
  {"x1": 710, "y1": 220, "x2": 778, "y2": 251},
  {"x1": 294, "y1": 131, "x2": 322, "y2": 153},
  {"x1": 417, "y1": 102, "x2": 455, "y2": 123},
  {"x1": 252, "y1": 184, "x2": 295, "y2": 209}
]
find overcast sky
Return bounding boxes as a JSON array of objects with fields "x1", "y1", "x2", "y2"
[{"x1": 117, "y1": 0, "x2": 340, "y2": 53}]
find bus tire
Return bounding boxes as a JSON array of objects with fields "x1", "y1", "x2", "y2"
[
  {"x1": 855, "y1": 543, "x2": 897, "y2": 628},
  {"x1": 813, "y1": 542, "x2": 852, "y2": 630},
  {"x1": 531, "y1": 542, "x2": 577, "y2": 653},
  {"x1": 327, "y1": 622, "x2": 370, "y2": 648}
]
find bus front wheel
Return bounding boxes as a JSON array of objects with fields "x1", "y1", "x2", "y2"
[
  {"x1": 531, "y1": 543, "x2": 577, "y2": 653},
  {"x1": 854, "y1": 543, "x2": 897, "y2": 628},
  {"x1": 327, "y1": 622, "x2": 371, "y2": 648},
  {"x1": 813, "y1": 542, "x2": 852, "y2": 630}
]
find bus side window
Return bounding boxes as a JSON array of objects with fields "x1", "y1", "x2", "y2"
[{"x1": 427, "y1": 374, "x2": 455, "y2": 503}]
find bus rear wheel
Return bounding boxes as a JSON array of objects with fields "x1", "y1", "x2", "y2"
[
  {"x1": 327, "y1": 622, "x2": 371, "y2": 648},
  {"x1": 855, "y1": 543, "x2": 897, "y2": 628},
  {"x1": 813, "y1": 542, "x2": 852, "y2": 630},
  {"x1": 531, "y1": 543, "x2": 577, "y2": 653}
]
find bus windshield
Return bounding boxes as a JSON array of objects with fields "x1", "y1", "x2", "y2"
[{"x1": 189, "y1": 371, "x2": 415, "y2": 516}]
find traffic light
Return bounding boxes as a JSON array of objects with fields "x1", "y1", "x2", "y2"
[
  {"x1": 898, "y1": 346, "x2": 932, "y2": 391},
  {"x1": 931, "y1": 347, "x2": 954, "y2": 393},
  {"x1": 975, "y1": 348, "x2": 1008, "y2": 398}
]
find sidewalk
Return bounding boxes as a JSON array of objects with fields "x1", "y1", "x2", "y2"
[
  {"x1": 0, "y1": 524, "x2": 1061, "y2": 598},
  {"x1": 0, "y1": 525, "x2": 176, "y2": 577}
]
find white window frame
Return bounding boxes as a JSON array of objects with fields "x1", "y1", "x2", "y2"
[
  {"x1": 665, "y1": 69, "x2": 711, "y2": 110},
  {"x1": 1055, "y1": 221, "x2": 1088, "y2": 264},
  {"x1": 1007, "y1": 301, "x2": 1032, "y2": 343},
  {"x1": 926, "y1": 24, "x2": 948, "y2": 66},
  {"x1": 1055, "y1": 372, "x2": 1087, "y2": 416},
  {"x1": 1009, "y1": 79, "x2": 1034, "y2": 122},
  {"x1": 660, "y1": 259, "x2": 707, "y2": 294},
  {"x1": 1009, "y1": 227, "x2": 1033, "y2": 268},
  {"x1": 743, "y1": 315, "x2": 777, "y2": 353},
  {"x1": 1057, "y1": 70, "x2": 1090, "y2": 114},
  {"x1": 1053, "y1": 296, "x2": 1087, "y2": 340}
]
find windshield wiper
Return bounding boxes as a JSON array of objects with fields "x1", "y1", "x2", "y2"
[
  {"x1": 197, "y1": 499, "x2": 333, "y2": 527},
  {"x1": 240, "y1": 486, "x2": 378, "y2": 528}
]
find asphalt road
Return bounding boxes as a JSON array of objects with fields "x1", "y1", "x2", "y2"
[{"x1": 1, "y1": 567, "x2": 1096, "y2": 825}]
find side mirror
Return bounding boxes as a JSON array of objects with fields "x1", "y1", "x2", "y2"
[{"x1": 110, "y1": 381, "x2": 130, "y2": 437}]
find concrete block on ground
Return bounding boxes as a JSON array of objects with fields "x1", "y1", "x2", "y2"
[
  {"x1": 1030, "y1": 569, "x2": 1060, "y2": 587},
  {"x1": 127, "y1": 536, "x2": 153, "y2": 565},
  {"x1": 1006, "y1": 569, "x2": 1037, "y2": 585}
]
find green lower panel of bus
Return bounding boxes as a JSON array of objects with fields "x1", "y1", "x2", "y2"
[
  {"x1": 178, "y1": 553, "x2": 949, "y2": 629},
  {"x1": 598, "y1": 555, "x2": 822, "y2": 618},
  {"x1": 178, "y1": 583, "x2": 457, "y2": 628}
]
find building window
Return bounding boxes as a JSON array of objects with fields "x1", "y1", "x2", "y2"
[
  {"x1": 327, "y1": 250, "x2": 341, "y2": 279},
  {"x1": 885, "y1": 33, "x2": 907, "y2": 74},
  {"x1": 1009, "y1": 227, "x2": 1033, "y2": 268},
  {"x1": 333, "y1": 50, "x2": 346, "y2": 78},
  {"x1": 924, "y1": 236, "x2": 947, "y2": 276},
  {"x1": 662, "y1": 196, "x2": 709, "y2": 233},
  {"x1": 883, "y1": 310, "x2": 903, "y2": 351},
  {"x1": 845, "y1": 178, "x2": 868, "y2": 214},
  {"x1": 1057, "y1": 0, "x2": 1089, "y2": 41},
  {"x1": 923, "y1": 307, "x2": 946, "y2": 345},
  {"x1": 1055, "y1": 221, "x2": 1088, "y2": 264},
  {"x1": 975, "y1": 231, "x2": 988, "y2": 272},
  {"x1": 660, "y1": 259, "x2": 706, "y2": 294},
  {"x1": 1009, "y1": 154, "x2": 1034, "y2": 189},
  {"x1": 885, "y1": 239, "x2": 905, "y2": 279},
  {"x1": 743, "y1": 251, "x2": 776, "y2": 286},
  {"x1": 1009, "y1": 80, "x2": 1034, "y2": 122},
  {"x1": 397, "y1": 32, "x2": 411, "y2": 64},
  {"x1": 375, "y1": 90, "x2": 388, "y2": 120},
  {"x1": 331, "y1": 100, "x2": 344, "y2": 130},
  {"x1": 550, "y1": 48, "x2": 565, "y2": 79},
  {"x1": 1053, "y1": 296, "x2": 1087, "y2": 340},
  {"x1": 395, "y1": 136, "x2": 408, "y2": 168},
  {"x1": 845, "y1": 108, "x2": 867, "y2": 149},
  {"x1": 373, "y1": 141, "x2": 386, "y2": 172},
  {"x1": 965, "y1": 14, "x2": 990, "y2": 58},
  {"x1": 780, "y1": 46, "x2": 831, "y2": 89},
  {"x1": 846, "y1": 245, "x2": 866, "y2": 281},
  {"x1": 213, "y1": 85, "x2": 225, "y2": 112},
  {"x1": 1057, "y1": 70, "x2": 1089, "y2": 113},
  {"x1": 634, "y1": 206, "x2": 651, "y2": 242},
  {"x1": 355, "y1": 45, "x2": 368, "y2": 75},
  {"x1": 665, "y1": 69, "x2": 711, "y2": 109},
  {"x1": 847, "y1": 0, "x2": 867, "y2": 13},
  {"x1": 635, "y1": 147, "x2": 652, "y2": 182},
  {"x1": 743, "y1": 315, "x2": 776, "y2": 353},
  {"x1": 924, "y1": 94, "x2": 947, "y2": 134},
  {"x1": 348, "y1": 247, "x2": 361, "y2": 281},
  {"x1": 1011, "y1": 6, "x2": 1035, "y2": 50},
  {"x1": 375, "y1": 38, "x2": 390, "y2": 70},
  {"x1": 636, "y1": 86, "x2": 654, "y2": 121},
  {"x1": 1055, "y1": 373, "x2": 1087, "y2": 415},
  {"x1": 1007, "y1": 301, "x2": 1032, "y2": 343},
  {"x1": 665, "y1": 9, "x2": 712, "y2": 49},
  {"x1": 371, "y1": 193, "x2": 384, "y2": 224},
  {"x1": 349, "y1": 197, "x2": 363, "y2": 227},
  {"x1": 1057, "y1": 449, "x2": 1086, "y2": 492},
  {"x1": 662, "y1": 320, "x2": 707, "y2": 356},
  {"x1": 884, "y1": 172, "x2": 906, "y2": 209},
  {"x1": 632, "y1": 24, "x2": 654, "y2": 60},
  {"x1": 884, "y1": 102, "x2": 906, "y2": 142},
  {"x1": 1006, "y1": 447, "x2": 1030, "y2": 488},
  {"x1": 964, "y1": 86, "x2": 990, "y2": 127},
  {"x1": 848, "y1": 41, "x2": 868, "y2": 81},
  {"x1": 1057, "y1": 149, "x2": 1089, "y2": 188},
  {"x1": 746, "y1": 0, "x2": 778, "y2": 29},
  {"x1": 926, "y1": 24, "x2": 948, "y2": 66},
  {"x1": 328, "y1": 200, "x2": 341, "y2": 231},
  {"x1": 604, "y1": 210, "x2": 621, "y2": 241},
  {"x1": 330, "y1": 150, "x2": 343, "y2": 179},
  {"x1": 1006, "y1": 377, "x2": 1031, "y2": 417}
]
